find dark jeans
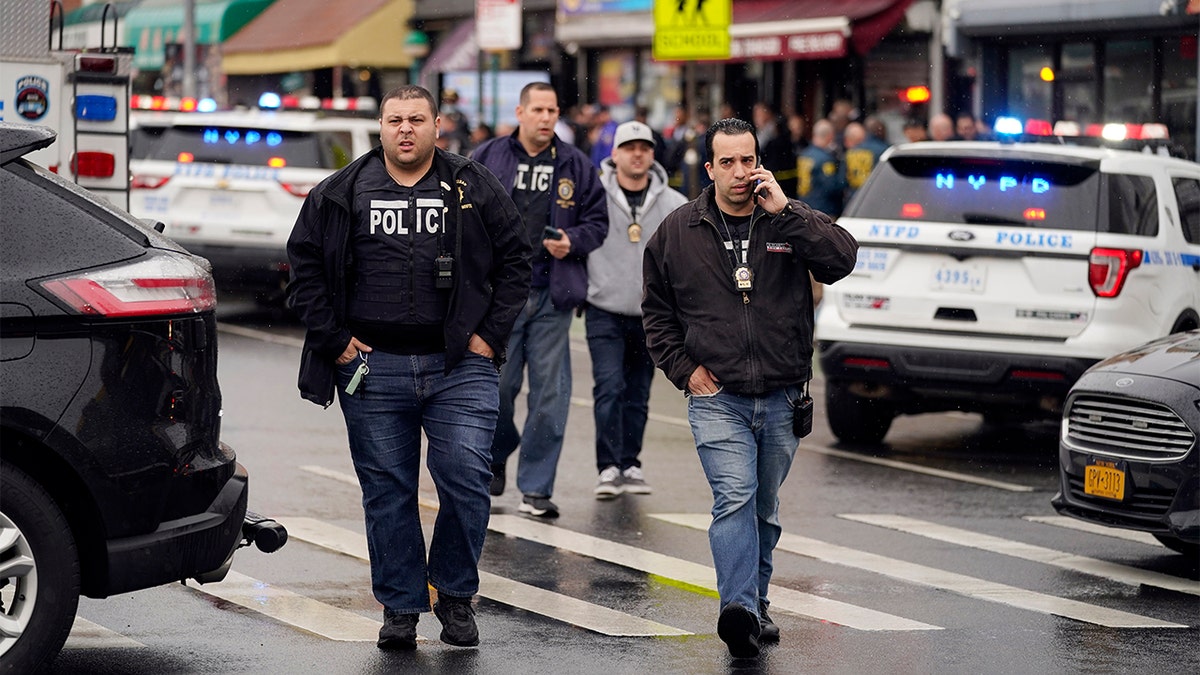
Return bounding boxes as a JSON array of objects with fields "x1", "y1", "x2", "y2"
[
  {"x1": 490, "y1": 287, "x2": 573, "y2": 498},
  {"x1": 336, "y1": 351, "x2": 499, "y2": 613},
  {"x1": 585, "y1": 307, "x2": 655, "y2": 472}
]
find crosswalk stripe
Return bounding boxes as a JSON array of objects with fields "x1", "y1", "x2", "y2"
[
  {"x1": 654, "y1": 513, "x2": 1187, "y2": 629},
  {"x1": 840, "y1": 514, "x2": 1200, "y2": 597},
  {"x1": 281, "y1": 517, "x2": 691, "y2": 637},
  {"x1": 64, "y1": 617, "x2": 144, "y2": 649},
  {"x1": 488, "y1": 514, "x2": 940, "y2": 632},
  {"x1": 798, "y1": 445, "x2": 1036, "y2": 492},
  {"x1": 1023, "y1": 516, "x2": 1164, "y2": 547},
  {"x1": 188, "y1": 570, "x2": 386, "y2": 641}
]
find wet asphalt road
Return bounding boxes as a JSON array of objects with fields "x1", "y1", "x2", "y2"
[{"x1": 49, "y1": 299, "x2": 1199, "y2": 674}]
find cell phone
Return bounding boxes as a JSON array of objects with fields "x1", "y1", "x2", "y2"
[
  {"x1": 542, "y1": 225, "x2": 563, "y2": 240},
  {"x1": 754, "y1": 161, "x2": 765, "y2": 201}
]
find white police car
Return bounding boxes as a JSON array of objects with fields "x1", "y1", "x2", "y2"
[
  {"x1": 129, "y1": 101, "x2": 379, "y2": 301},
  {"x1": 816, "y1": 121, "x2": 1200, "y2": 444}
]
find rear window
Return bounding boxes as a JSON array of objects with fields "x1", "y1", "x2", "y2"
[
  {"x1": 847, "y1": 156, "x2": 1101, "y2": 231},
  {"x1": 131, "y1": 124, "x2": 334, "y2": 169}
]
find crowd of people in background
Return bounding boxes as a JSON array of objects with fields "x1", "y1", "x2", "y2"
[{"x1": 432, "y1": 88, "x2": 995, "y2": 221}]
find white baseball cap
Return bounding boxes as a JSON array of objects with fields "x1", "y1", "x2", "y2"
[{"x1": 613, "y1": 121, "x2": 655, "y2": 148}]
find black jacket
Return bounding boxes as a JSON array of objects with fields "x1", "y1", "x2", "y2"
[
  {"x1": 642, "y1": 187, "x2": 858, "y2": 395},
  {"x1": 287, "y1": 146, "x2": 532, "y2": 406}
]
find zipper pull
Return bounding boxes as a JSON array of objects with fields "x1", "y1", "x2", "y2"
[{"x1": 742, "y1": 292, "x2": 750, "y2": 305}]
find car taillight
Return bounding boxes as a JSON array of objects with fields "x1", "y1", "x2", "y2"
[
  {"x1": 131, "y1": 175, "x2": 171, "y2": 189},
  {"x1": 279, "y1": 181, "x2": 315, "y2": 197},
  {"x1": 40, "y1": 254, "x2": 216, "y2": 317},
  {"x1": 1088, "y1": 247, "x2": 1142, "y2": 298}
]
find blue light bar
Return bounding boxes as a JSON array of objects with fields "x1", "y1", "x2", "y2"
[
  {"x1": 75, "y1": 95, "x2": 117, "y2": 122},
  {"x1": 197, "y1": 97, "x2": 218, "y2": 113},
  {"x1": 993, "y1": 116, "x2": 1023, "y2": 136},
  {"x1": 258, "y1": 92, "x2": 282, "y2": 110}
]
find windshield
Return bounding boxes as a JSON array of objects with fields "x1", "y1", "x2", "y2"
[
  {"x1": 131, "y1": 124, "x2": 327, "y2": 168},
  {"x1": 847, "y1": 156, "x2": 1101, "y2": 231}
]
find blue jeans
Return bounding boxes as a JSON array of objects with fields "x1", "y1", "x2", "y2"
[
  {"x1": 490, "y1": 287, "x2": 573, "y2": 498},
  {"x1": 585, "y1": 307, "x2": 654, "y2": 472},
  {"x1": 687, "y1": 386, "x2": 803, "y2": 616},
  {"x1": 336, "y1": 350, "x2": 499, "y2": 614}
]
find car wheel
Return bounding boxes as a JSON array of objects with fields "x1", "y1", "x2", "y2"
[
  {"x1": 1153, "y1": 534, "x2": 1200, "y2": 558},
  {"x1": 0, "y1": 464, "x2": 80, "y2": 672},
  {"x1": 826, "y1": 381, "x2": 895, "y2": 445}
]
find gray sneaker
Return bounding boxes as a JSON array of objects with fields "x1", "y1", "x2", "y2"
[
  {"x1": 518, "y1": 495, "x2": 560, "y2": 518},
  {"x1": 621, "y1": 466, "x2": 652, "y2": 494},
  {"x1": 594, "y1": 465, "x2": 623, "y2": 499}
]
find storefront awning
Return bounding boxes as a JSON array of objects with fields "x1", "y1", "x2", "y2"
[
  {"x1": 727, "y1": 0, "x2": 915, "y2": 62},
  {"x1": 60, "y1": 0, "x2": 141, "y2": 51},
  {"x1": 953, "y1": 0, "x2": 1185, "y2": 36},
  {"x1": 221, "y1": 0, "x2": 416, "y2": 74},
  {"x1": 123, "y1": 0, "x2": 274, "y2": 70},
  {"x1": 419, "y1": 18, "x2": 479, "y2": 82},
  {"x1": 555, "y1": 0, "x2": 915, "y2": 61}
]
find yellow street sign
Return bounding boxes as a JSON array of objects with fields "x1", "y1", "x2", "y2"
[{"x1": 653, "y1": 0, "x2": 732, "y2": 61}]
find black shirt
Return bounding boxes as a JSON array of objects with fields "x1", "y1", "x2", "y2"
[
  {"x1": 346, "y1": 157, "x2": 448, "y2": 354},
  {"x1": 511, "y1": 147, "x2": 554, "y2": 288}
]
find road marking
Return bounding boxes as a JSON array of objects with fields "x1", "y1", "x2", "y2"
[
  {"x1": 488, "y1": 515, "x2": 939, "y2": 632},
  {"x1": 654, "y1": 513, "x2": 1186, "y2": 629},
  {"x1": 64, "y1": 617, "x2": 144, "y2": 649},
  {"x1": 798, "y1": 445, "x2": 1035, "y2": 492},
  {"x1": 281, "y1": 517, "x2": 690, "y2": 637},
  {"x1": 840, "y1": 514, "x2": 1200, "y2": 597},
  {"x1": 299, "y1": 465, "x2": 441, "y2": 510},
  {"x1": 569, "y1": 396, "x2": 689, "y2": 428},
  {"x1": 187, "y1": 570, "x2": 385, "y2": 641},
  {"x1": 1023, "y1": 516, "x2": 1164, "y2": 547},
  {"x1": 216, "y1": 322, "x2": 304, "y2": 348}
]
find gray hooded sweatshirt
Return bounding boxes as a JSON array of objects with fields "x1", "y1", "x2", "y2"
[{"x1": 587, "y1": 158, "x2": 688, "y2": 316}]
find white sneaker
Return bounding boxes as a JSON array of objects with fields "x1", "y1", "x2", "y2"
[
  {"x1": 594, "y1": 465, "x2": 623, "y2": 499},
  {"x1": 621, "y1": 466, "x2": 652, "y2": 494}
]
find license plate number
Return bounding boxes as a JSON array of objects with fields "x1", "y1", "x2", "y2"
[
  {"x1": 931, "y1": 263, "x2": 986, "y2": 293},
  {"x1": 1084, "y1": 462, "x2": 1125, "y2": 501}
]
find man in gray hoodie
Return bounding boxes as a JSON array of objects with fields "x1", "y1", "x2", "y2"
[{"x1": 587, "y1": 121, "x2": 688, "y2": 498}]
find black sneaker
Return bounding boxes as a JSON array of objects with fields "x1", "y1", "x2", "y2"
[
  {"x1": 433, "y1": 596, "x2": 479, "y2": 647},
  {"x1": 377, "y1": 610, "x2": 418, "y2": 650},
  {"x1": 758, "y1": 601, "x2": 780, "y2": 643},
  {"x1": 716, "y1": 603, "x2": 761, "y2": 659},
  {"x1": 489, "y1": 462, "x2": 506, "y2": 496},
  {"x1": 518, "y1": 495, "x2": 560, "y2": 518}
]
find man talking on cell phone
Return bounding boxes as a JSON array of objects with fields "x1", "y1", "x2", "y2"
[{"x1": 642, "y1": 117, "x2": 858, "y2": 659}]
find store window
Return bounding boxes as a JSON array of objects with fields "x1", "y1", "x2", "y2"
[
  {"x1": 1162, "y1": 35, "x2": 1197, "y2": 158},
  {"x1": 1007, "y1": 46, "x2": 1053, "y2": 119},
  {"x1": 1059, "y1": 43, "x2": 1097, "y2": 125},
  {"x1": 1103, "y1": 40, "x2": 1154, "y2": 122}
]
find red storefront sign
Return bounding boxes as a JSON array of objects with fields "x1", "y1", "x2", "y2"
[{"x1": 728, "y1": 31, "x2": 847, "y2": 62}]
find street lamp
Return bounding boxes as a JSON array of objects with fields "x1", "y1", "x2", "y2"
[{"x1": 403, "y1": 30, "x2": 430, "y2": 89}]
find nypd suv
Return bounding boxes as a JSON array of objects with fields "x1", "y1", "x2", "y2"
[{"x1": 816, "y1": 128, "x2": 1200, "y2": 444}]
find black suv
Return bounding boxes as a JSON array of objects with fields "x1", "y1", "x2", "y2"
[{"x1": 0, "y1": 123, "x2": 284, "y2": 671}]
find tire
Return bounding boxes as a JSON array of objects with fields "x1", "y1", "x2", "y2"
[
  {"x1": 0, "y1": 464, "x2": 80, "y2": 673},
  {"x1": 1153, "y1": 534, "x2": 1200, "y2": 558},
  {"x1": 826, "y1": 380, "x2": 895, "y2": 445}
]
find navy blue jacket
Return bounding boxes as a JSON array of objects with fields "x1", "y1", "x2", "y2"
[
  {"x1": 798, "y1": 144, "x2": 847, "y2": 217},
  {"x1": 286, "y1": 146, "x2": 532, "y2": 406},
  {"x1": 472, "y1": 132, "x2": 608, "y2": 311}
]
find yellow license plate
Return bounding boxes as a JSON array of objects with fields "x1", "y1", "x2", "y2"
[{"x1": 1084, "y1": 463, "x2": 1126, "y2": 500}]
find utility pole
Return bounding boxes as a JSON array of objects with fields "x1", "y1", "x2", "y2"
[{"x1": 183, "y1": 0, "x2": 196, "y2": 99}]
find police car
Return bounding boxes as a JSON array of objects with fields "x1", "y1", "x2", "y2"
[
  {"x1": 816, "y1": 119, "x2": 1200, "y2": 444},
  {"x1": 128, "y1": 99, "x2": 379, "y2": 300}
]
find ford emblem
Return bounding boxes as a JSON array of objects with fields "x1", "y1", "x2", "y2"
[
  {"x1": 1115, "y1": 377, "x2": 1134, "y2": 388},
  {"x1": 948, "y1": 230, "x2": 975, "y2": 242}
]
